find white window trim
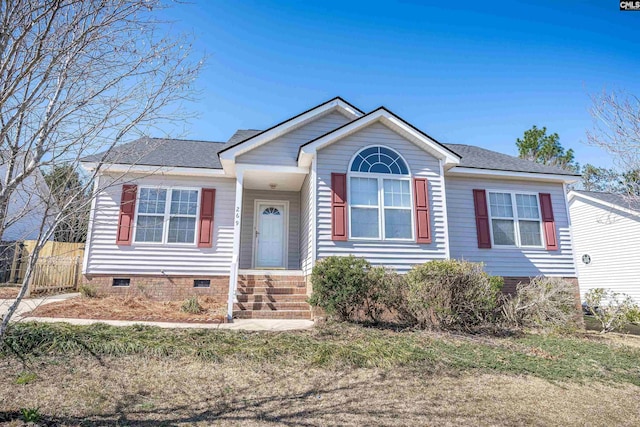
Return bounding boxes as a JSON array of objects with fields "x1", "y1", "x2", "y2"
[
  {"x1": 347, "y1": 145, "x2": 415, "y2": 242},
  {"x1": 132, "y1": 186, "x2": 201, "y2": 246},
  {"x1": 486, "y1": 190, "x2": 545, "y2": 249}
]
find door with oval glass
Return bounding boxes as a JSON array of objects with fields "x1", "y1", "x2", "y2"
[{"x1": 253, "y1": 201, "x2": 288, "y2": 269}]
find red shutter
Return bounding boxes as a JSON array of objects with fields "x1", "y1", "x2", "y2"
[
  {"x1": 413, "y1": 178, "x2": 432, "y2": 244},
  {"x1": 198, "y1": 188, "x2": 216, "y2": 248},
  {"x1": 473, "y1": 189, "x2": 492, "y2": 248},
  {"x1": 331, "y1": 173, "x2": 348, "y2": 241},
  {"x1": 116, "y1": 184, "x2": 137, "y2": 245},
  {"x1": 539, "y1": 193, "x2": 558, "y2": 250}
]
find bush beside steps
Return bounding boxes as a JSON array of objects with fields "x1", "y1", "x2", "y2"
[{"x1": 309, "y1": 256, "x2": 580, "y2": 333}]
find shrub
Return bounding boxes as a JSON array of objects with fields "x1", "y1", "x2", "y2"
[
  {"x1": 309, "y1": 256, "x2": 371, "y2": 321},
  {"x1": 584, "y1": 288, "x2": 640, "y2": 333},
  {"x1": 181, "y1": 296, "x2": 203, "y2": 314},
  {"x1": 404, "y1": 260, "x2": 501, "y2": 331},
  {"x1": 501, "y1": 277, "x2": 577, "y2": 329},
  {"x1": 364, "y1": 266, "x2": 412, "y2": 324},
  {"x1": 79, "y1": 284, "x2": 98, "y2": 298}
]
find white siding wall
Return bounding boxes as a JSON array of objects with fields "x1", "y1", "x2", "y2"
[
  {"x1": 446, "y1": 176, "x2": 576, "y2": 277},
  {"x1": 237, "y1": 112, "x2": 351, "y2": 166},
  {"x1": 239, "y1": 189, "x2": 300, "y2": 270},
  {"x1": 316, "y1": 122, "x2": 448, "y2": 272},
  {"x1": 300, "y1": 173, "x2": 314, "y2": 275},
  {"x1": 0, "y1": 162, "x2": 50, "y2": 241},
  {"x1": 570, "y1": 197, "x2": 640, "y2": 302},
  {"x1": 84, "y1": 173, "x2": 236, "y2": 276}
]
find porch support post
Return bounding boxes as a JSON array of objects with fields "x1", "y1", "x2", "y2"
[{"x1": 227, "y1": 172, "x2": 244, "y2": 321}]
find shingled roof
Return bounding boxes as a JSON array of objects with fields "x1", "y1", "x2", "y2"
[
  {"x1": 572, "y1": 190, "x2": 640, "y2": 212},
  {"x1": 83, "y1": 130, "x2": 578, "y2": 177},
  {"x1": 444, "y1": 143, "x2": 578, "y2": 176},
  {"x1": 83, "y1": 137, "x2": 227, "y2": 169}
]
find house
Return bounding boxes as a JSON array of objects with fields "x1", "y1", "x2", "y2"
[
  {"x1": 0, "y1": 157, "x2": 51, "y2": 242},
  {"x1": 568, "y1": 190, "x2": 640, "y2": 303},
  {"x1": 81, "y1": 97, "x2": 580, "y2": 320}
]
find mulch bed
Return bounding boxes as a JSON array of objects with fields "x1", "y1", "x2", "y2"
[
  {"x1": 0, "y1": 286, "x2": 20, "y2": 299},
  {"x1": 23, "y1": 295, "x2": 228, "y2": 324}
]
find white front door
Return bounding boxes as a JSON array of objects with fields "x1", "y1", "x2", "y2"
[{"x1": 254, "y1": 201, "x2": 287, "y2": 268}]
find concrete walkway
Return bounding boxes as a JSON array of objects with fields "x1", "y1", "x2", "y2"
[
  {"x1": 1, "y1": 293, "x2": 314, "y2": 331},
  {"x1": 0, "y1": 292, "x2": 79, "y2": 318},
  {"x1": 20, "y1": 316, "x2": 315, "y2": 331}
]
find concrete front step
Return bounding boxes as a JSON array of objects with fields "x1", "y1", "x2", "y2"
[
  {"x1": 237, "y1": 280, "x2": 306, "y2": 288},
  {"x1": 234, "y1": 302, "x2": 311, "y2": 311},
  {"x1": 237, "y1": 286, "x2": 307, "y2": 295},
  {"x1": 236, "y1": 294, "x2": 309, "y2": 303},
  {"x1": 233, "y1": 310, "x2": 312, "y2": 320},
  {"x1": 238, "y1": 275, "x2": 304, "y2": 281}
]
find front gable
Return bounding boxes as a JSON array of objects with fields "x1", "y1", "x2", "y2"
[
  {"x1": 218, "y1": 97, "x2": 362, "y2": 175},
  {"x1": 298, "y1": 108, "x2": 461, "y2": 169},
  {"x1": 237, "y1": 111, "x2": 351, "y2": 167}
]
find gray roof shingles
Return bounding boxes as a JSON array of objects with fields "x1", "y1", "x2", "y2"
[
  {"x1": 83, "y1": 129, "x2": 578, "y2": 177},
  {"x1": 443, "y1": 143, "x2": 578, "y2": 176},
  {"x1": 572, "y1": 190, "x2": 640, "y2": 212},
  {"x1": 83, "y1": 137, "x2": 227, "y2": 169}
]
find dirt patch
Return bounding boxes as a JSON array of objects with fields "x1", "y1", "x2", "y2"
[
  {"x1": 22, "y1": 295, "x2": 227, "y2": 323},
  {"x1": 0, "y1": 286, "x2": 19, "y2": 299},
  {"x1": 0, "y1": 356, "x2": 639, "y2": 426}
]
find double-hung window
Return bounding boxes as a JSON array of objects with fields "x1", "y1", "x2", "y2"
[
  {"x1": 488, "y1": 191, "x2": 543, "y2": 247},
  {"x1": 134, "y1": 187, "x2": 199, "y2": 244},
  {"x1": 348, "y1": 146, "x2": 413, "y2": 240}
]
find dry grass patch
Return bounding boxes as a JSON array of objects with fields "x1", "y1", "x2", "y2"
[
  {"x1": 0, "y1": 356, "x2": 639, "y2": 426},
  {"x1": 2, "y1": 322, "x2": 640, "y2": 425},
  {"x1": 22, "y1": 295, "x2": 227, "y2": 323}
]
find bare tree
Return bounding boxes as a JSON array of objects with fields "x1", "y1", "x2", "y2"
[
  {"x1": 587, "y1": 90, "x2": 640, "y2": 202},
  {"x1": 0, "y1": 0, "x2": 202, "y2": 340}
]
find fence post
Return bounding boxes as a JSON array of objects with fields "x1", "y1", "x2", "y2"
[
  {"x1": 74, "y1": 256, "x2": 80, "y2": 290},
  {"x1": 8, "y1": 243, "x2": 18, "y2": 283}
]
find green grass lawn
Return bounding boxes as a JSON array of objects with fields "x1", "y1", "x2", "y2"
[{"x1": 1, "y1": 322, "x2": 640, "y2": 426}]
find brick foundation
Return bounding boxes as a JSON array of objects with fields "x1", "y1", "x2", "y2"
[
  {"x1": 502, "y1": 276, "x2": 583, "y2": 325},
  {"x1": 82, "y1": 274, "x2": 229, "y2": 302}
]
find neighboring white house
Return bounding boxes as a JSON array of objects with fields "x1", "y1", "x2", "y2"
[
  {"x1": 0, "y1": 159, "x2": 50, "y2": 241},
  {"x1": 81, "y1": 97, "x2": 581, "y2": 320},
  {"x1": 568, "y1": 190, "x2": 640, "y2": 303}
]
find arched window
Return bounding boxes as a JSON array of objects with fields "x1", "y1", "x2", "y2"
[
  {"x1": 350, "y1": 146, "x2": 409, "y2": 175},
  {"x1": 348, "y1": 146, "x2": 413, "y2": 240}
]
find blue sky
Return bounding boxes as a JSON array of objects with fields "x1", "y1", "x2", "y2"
[{"x1": 157, "y1": 1, "x2": 640, "y2": 169}]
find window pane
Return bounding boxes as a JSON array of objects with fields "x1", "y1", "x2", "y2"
[
  {"x1": 519, "y1": 220, "x2": 542, "y2": 246},
  {"x1": 516, "y1": 194, "x2": 540, "y2": 219},
  {"x1": 489, "y1": 192, "x2": 513, "y2": 218},
  {"x1": 492, "y1": 219, "x2": 516, "y2": 245},
  {"x1": 170, "y1": 189, "x2": 198, "y2": 215},
  {"x1": 384, "y1": 209, "x2": 412, "y2": 239},
  {"x1": 351, "y1": 207, "x2": 379, "y2": 238},
  {"x1": 135, "y1": 215, "x2": 164, "y2": 242},
  {"x1": 383, "y1": 179, "x2": 411, "y2": 207},
  {"x1": 138, "y1": 188, "x2": 167, "y2": 214},
  {"x1": 350, "y1": 154, "x2": 365, "y2": 172},
  {"x1": 350, "y1": 177, "x2": 378, "y2": 206},
  {"x1": 168, "y1": 217, "x2": 196, "y2": 243},
  {"x1": 370, "y1": 162, "x2": 391, "y2": 174}
]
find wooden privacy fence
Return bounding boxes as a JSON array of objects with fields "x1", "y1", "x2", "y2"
[
  {"x1": 0, "y1": 241, "x2": 85, "y2": 295},
  {"x1": 27, "y1": 255, "x2": 82, "y2": 295}
]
